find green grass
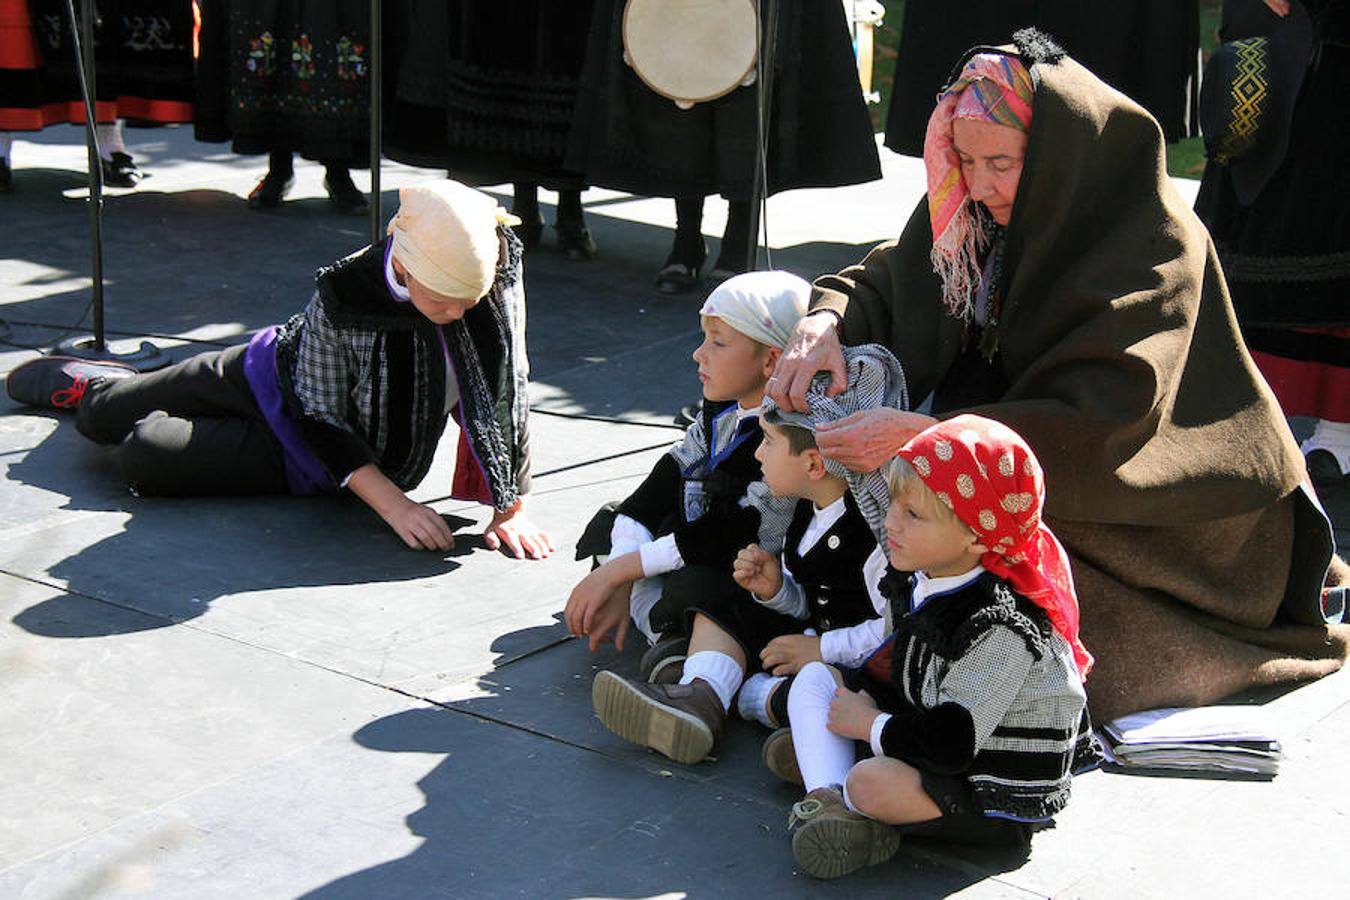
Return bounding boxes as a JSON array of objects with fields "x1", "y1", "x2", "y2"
[{"x1": 866, "y1": 0, "x2": 1222, "y2": 179}]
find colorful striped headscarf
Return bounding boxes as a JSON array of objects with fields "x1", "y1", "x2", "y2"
[
  {"x1": 922, "y1": 53, "x2": 1035, "y2": 318},
  {"x1": 897, "y1": 415, "x2": 1093, "y2": 678}
]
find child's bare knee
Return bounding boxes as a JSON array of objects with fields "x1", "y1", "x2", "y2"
[{"x1": 844, "y1": 761, "x2": 891, "y2": 816}]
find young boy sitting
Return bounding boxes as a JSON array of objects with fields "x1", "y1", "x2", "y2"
[
  {"x1": 782, "y1": 415, "x2": 1098, "y2": 880},
  {"x1": 584, "y1": 344, "x2": 909, "y2": 765},
  {"x1": 564, "y1": 271, "x2": 807, "y2": 664}
]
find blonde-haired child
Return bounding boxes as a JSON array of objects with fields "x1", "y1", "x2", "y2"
[{"x1": 781, "y1": 414, "x2": 1098, "y2": 879}]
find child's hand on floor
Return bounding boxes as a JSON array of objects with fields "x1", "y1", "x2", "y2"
[
  {"x1": 760, "y1": 634, "x2": 822, "y2": 676},
  {"x1": 564, "y1": 558, "x2": 637, "y2": 652},
  {"x1": 733, "y1": 544, "x2": 783, "y2": 598},
  {"x1": 827, "y1": 686, "x2": 881, "y2": 741}
]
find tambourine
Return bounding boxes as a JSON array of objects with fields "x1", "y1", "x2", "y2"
[{"x1": 622, "y1": 0, "x2": 759, "y2": 110}]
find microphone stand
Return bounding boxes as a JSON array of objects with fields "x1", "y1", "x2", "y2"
[{"x1": 54, "y1": 0, "x2": 165, "y2": 369}]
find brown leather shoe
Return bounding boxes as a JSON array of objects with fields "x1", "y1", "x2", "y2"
[
  {"x1": 789, "y1": 787, "x2": 901, "y2": 879},
  {"x1": 592, "y1": 670, "x2": 724, "y2": 764},
  {"x1": 762, "y1": 727, "x2": 802, "y2": 785}
]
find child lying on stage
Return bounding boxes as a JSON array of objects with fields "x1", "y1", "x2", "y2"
[{"x1": 781, "y1": 414, "x2": 1098, "y2": 879}]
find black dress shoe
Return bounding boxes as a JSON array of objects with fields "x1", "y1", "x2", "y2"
[
  {"x1": 556, "y1": 218, "x2": 597, "y2": 261},
  {"x1": 100, "y1": 152, "x2": 140, "y2": 188},
  {"x1": 5, "y1": 355, "x2": 137, "y2": 409},
  {"x1": 654, "y1": 240, "x2": 708, "y2": 295},
  {"x1": 324, "y1": 174, "x2": 369, "y2": 215},
  {"x1": 0, "y1": 158, "x2": 12, "y2": 193},
  {"x1": 247, "y1": 170, "x2": 294, "y2": 209},
  {"x1": 512, "y1": 210, "x2": 544, "y2": 250}
]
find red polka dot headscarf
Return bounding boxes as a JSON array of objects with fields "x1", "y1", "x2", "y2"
[{"x1": 897, "y1": 414, "x2": 1093, "y2": 678}]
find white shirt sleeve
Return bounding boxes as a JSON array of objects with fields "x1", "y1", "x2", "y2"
[
  {"x1": 638, "y1": 533, "x2": 685, "y2": 577},
  {"x1": 609, "y1": 513, "x2": 654, "y2": 559},
  {"x1": 869, "y1": 712, "x2": 893, "y2": 757},
  {"x1": 757, "y1": 563, "x2": 808, "y2": 618},
  {"x1": 819, "y1": 617, "x2": 889, "y2": 668}
]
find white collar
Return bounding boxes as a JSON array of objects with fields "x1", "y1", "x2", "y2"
[{"x1": 911, "y1": 565, "x2": 984, "y2": 611}]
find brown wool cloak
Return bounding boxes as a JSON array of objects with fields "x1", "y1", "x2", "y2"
[{"x1": 813, "y1": 41, "x2": 1347, "y2": 722}]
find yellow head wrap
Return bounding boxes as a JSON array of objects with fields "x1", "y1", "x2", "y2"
[{"x1": 387, "y1": 179, "x2": 521, "y2": 301}]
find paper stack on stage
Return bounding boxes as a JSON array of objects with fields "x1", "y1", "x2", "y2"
[{"x1": 1100, "y1": 706, "x2": 1283, "y2": 777}]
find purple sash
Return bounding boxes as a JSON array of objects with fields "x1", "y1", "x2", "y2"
[{"x1": 242, "y1": 326, "x2": 334, "y2": 496}]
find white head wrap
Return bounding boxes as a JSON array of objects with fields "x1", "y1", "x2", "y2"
[
  {"x1": 386, "y1": 179, "x2": 520, "y2": 301},
  {"x1": 698, "y1": 271, "x2": 810, "y2": 349}
]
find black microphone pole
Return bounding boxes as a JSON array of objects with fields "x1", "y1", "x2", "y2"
[
  {"x1": 745, "y1": 0, "x2": 779, "y2": 274},
  {"x1": 369, "y1": 0, "x2": 382, "y2": 245},
  {"x1": 57, "y1": 0, "x2": 164, "y2": 369}
]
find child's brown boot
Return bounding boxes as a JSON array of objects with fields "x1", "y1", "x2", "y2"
[
  {"x1": 789, "y1": 787, "x2": 900, "y2": 879},
  {"x1": 592, "y1": 670, "x2": 724, "y2": 764},
  {"x1": 761, "y1": 727, "x2": 803, "y2": 785}
]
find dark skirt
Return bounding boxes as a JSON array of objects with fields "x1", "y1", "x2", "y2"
[
  {"x1": 194, "y1": 0, "x2": 370, "y2": 165},
  {"x1": 883, "y1": 0, "x2": 1199, "y2": 156},
  {"x1": 0, "y1": 0, "x2": 193, "y2": 130},
  {"x1": 564, "y1": 0, "x2": 881, "y2": 201},
  {"x1": 381, "y1": 0, "x2": 593, "y2": 190},
  {"x1": 1195, "y1": 35, "x2": 1349, "y2": 420}
]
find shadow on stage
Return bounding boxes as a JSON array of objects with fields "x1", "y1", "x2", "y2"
[
  {"x1": 3, "y1": 407, "x2": 479, "y2": 638},
  {"x1": 298, "y1": 622, "x2": 1031, "y2": 899}
]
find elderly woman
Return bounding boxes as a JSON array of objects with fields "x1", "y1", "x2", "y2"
[
  {"x1": 6, "y1": 179, "x2": 552, "y2": 559},
  {"x1": 769, "y1": 31, "x2": 1347, "y2": 722}
]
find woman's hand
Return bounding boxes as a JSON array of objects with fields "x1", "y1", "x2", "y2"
[
  {"x1": 815, "y1": 409, "x2": 938, "y2": 473},
  {"x1": 1262, "y1": 0, "x2": 1290, "y2": 16},
  {"x1": 732, "y1": 543, "x2": 783, "y2": 599},
  {"x1": 767, "y1": 312, "x2": 848, "y2": 412},
  {"x1": 760, "y1": 634, "x2": 823, "y2": 676},
  {"x1": 484, "y1": 499, "x2": 555, "y2": 559},
  {"x1": 827, "y1": 686, "x2": 881, "y2": 741}
]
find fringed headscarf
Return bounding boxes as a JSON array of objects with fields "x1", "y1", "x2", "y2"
[
  {"x1": 759, "y1": 344, "x2": 909, "y2": 547},
  {"x1": 923, "y1": 53, "x2": 1034, "y2": 319},
  {"x1": 897, "y1": 414, "x2": 1093, "y2": 678}
]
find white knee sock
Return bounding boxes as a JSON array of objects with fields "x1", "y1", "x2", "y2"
[
  {"x1": 788, "y1": 661, "x2": 857, "y2": 791},
  {"x1": 736, "y1": 672, "x2": 785, "y2": 726},
  {"x1": 95, "y1": 120, "x2": 126, "y2": 160},
  {"x1": 627, "y1": 575, "x2": 662, "y2": 645},
  {"x1": 0, "y1": 132, "x2": 12, "y2": 163},
  {"x1": 680, "y1": 650, "x2": 743, "y2": 711}
]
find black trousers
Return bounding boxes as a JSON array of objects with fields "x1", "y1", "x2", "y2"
[{"x1": 76, "y1": 344, "x2": 289, "y2": 496}]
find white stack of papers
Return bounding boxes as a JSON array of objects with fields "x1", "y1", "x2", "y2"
[{"x1": 1100, "y1": 706, "x2": 1282, "y2": 777}]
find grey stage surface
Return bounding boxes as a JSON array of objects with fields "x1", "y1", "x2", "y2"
[{"x1": 1, "y1": 126, "x2": 1346, "y2": 899}]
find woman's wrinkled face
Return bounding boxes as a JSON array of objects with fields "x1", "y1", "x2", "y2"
[{"x1": 952, "y1": 118, "x2": 1027, "y2": 227}]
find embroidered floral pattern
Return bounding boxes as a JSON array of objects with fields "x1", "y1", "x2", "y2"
[
  {"x1": 247, "y1": 31, "x2": 275, "y2": 77},
  {"x1": 335, "y1": 36, "x2": 367, "y2": 82},
  {"x1": 291, "y1": 34, "x2": 315, "y2": 85}
]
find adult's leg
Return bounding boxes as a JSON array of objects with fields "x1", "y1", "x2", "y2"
[
  {"x1": 76, "y1": 345, "x2": 261, "y2": 445},
  {"x1": 555, "y1": 188, "x2": 596, "y2": 261},
  {"x1": 323, "y1": 159, "x2": 368, "y2": 215},
  {"x1": 248, "y1": 149, "x2": 294, "y2": 208},
  {"x1": 510, "y1": 183, "x2": 543, "y2": 249},
  {"x1": 654, "y1": 196, "x2": 707, "y2": 294}
]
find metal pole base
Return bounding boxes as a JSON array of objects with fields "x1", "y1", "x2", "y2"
[{"x1": 54, "y1": 336, "x2": 170, "y2": 371}]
